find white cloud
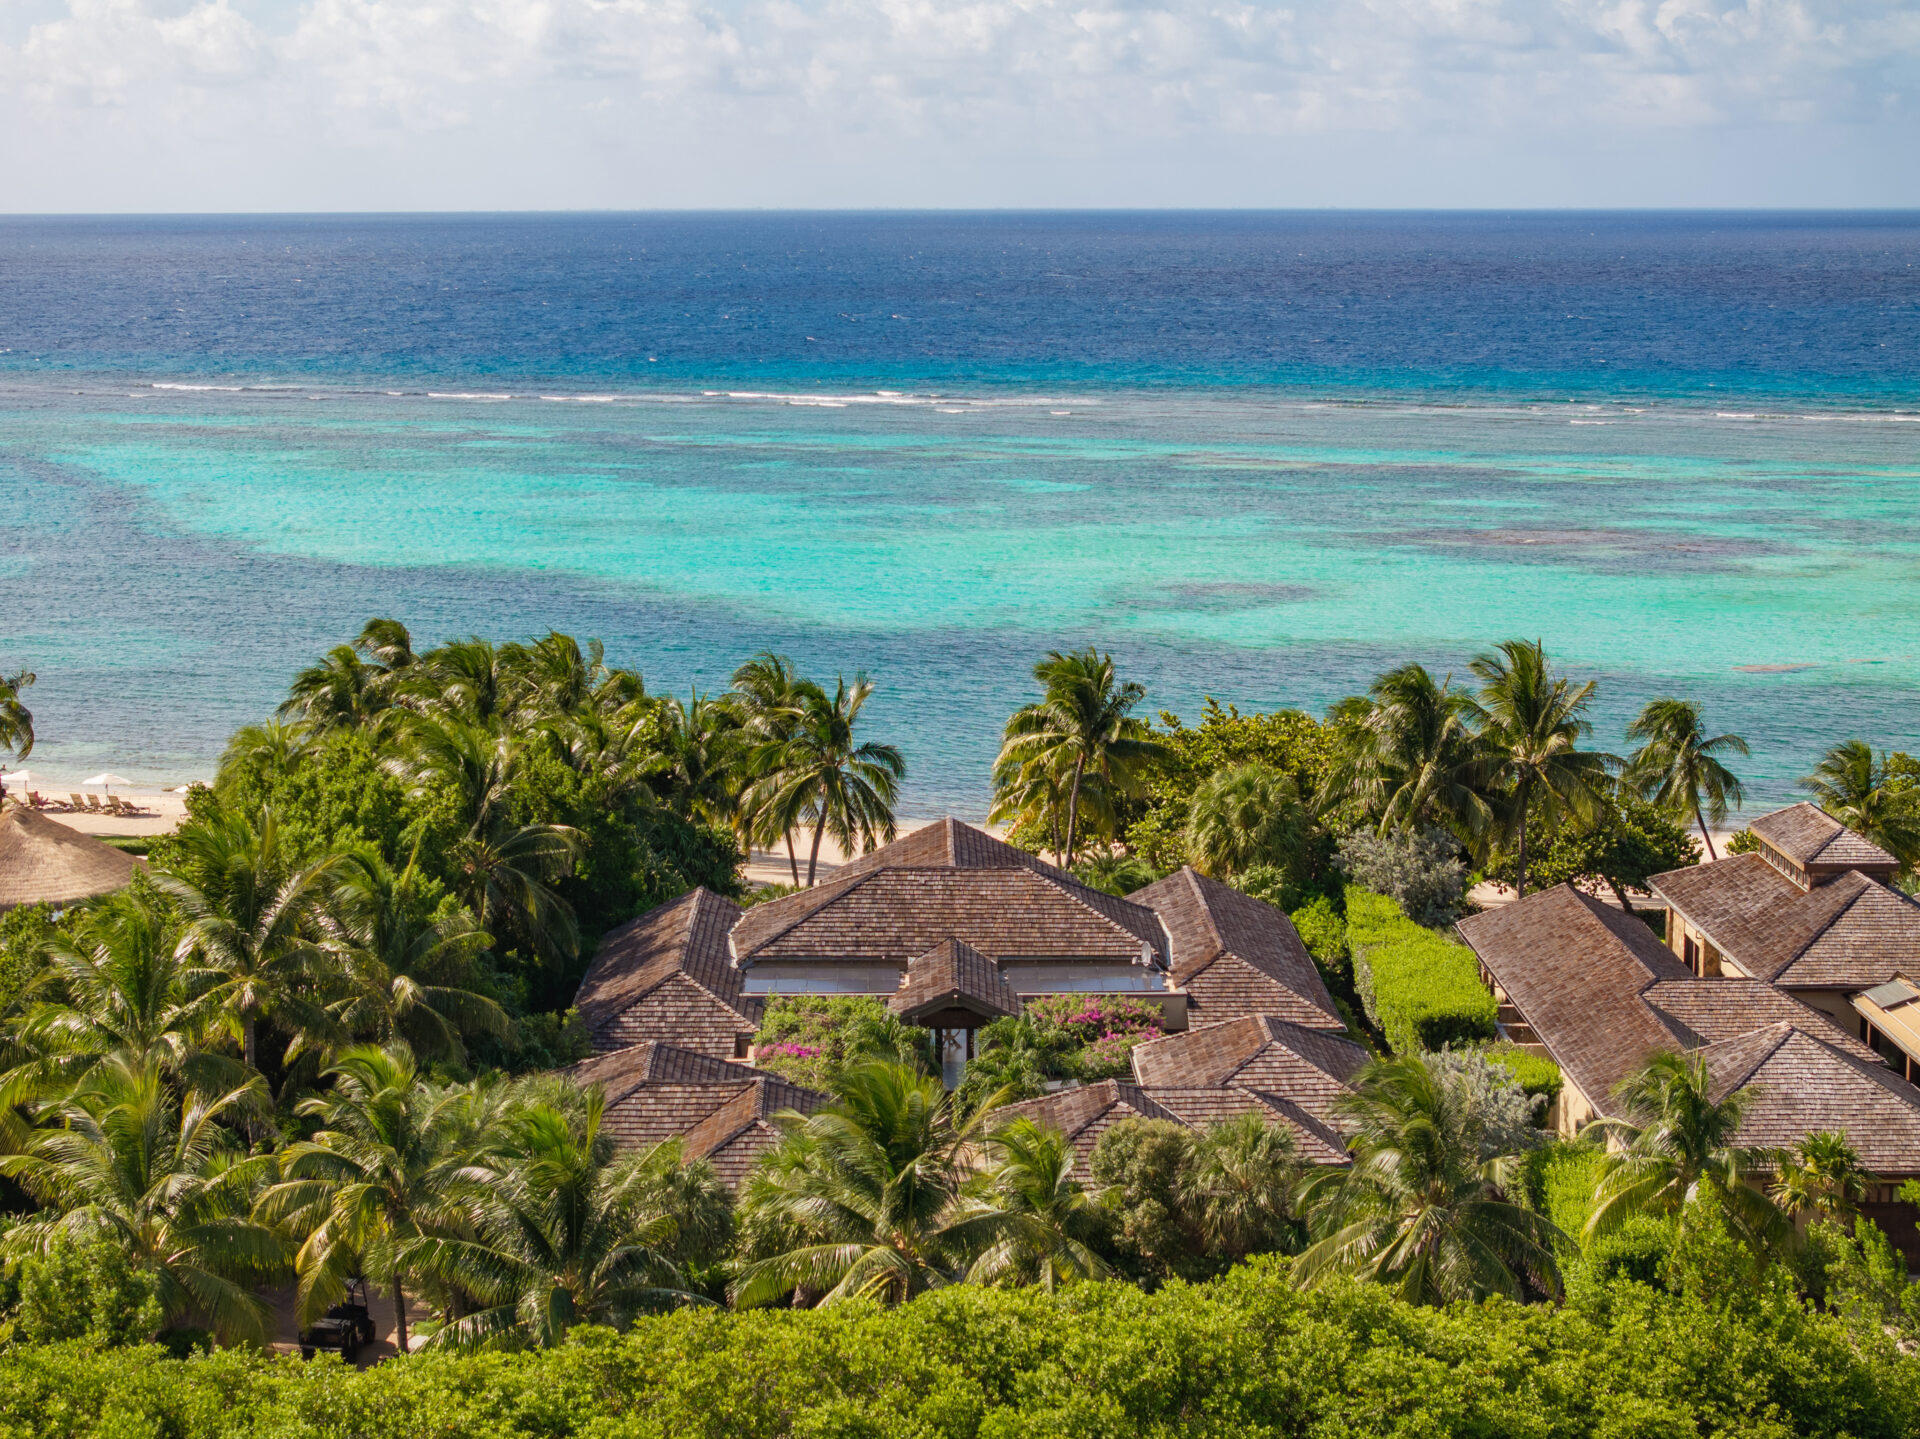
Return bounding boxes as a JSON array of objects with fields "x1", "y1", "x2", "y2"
[{"x1": 1, "y1": 0, "x2": 1915, "y2": 205}]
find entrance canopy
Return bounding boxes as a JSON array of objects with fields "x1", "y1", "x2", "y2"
[{"x1": 888, "y1": 937, "x2": 1021, "y2": 1030}]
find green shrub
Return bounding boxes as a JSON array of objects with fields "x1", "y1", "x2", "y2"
[
  {"x1": 0, "y1": 1260, "x2": 1916, "y2": 1439},
  {"x1": 1582, "y1": 1215, "x2": 1674, "y2": 1289},
  {"x1": 6, "y1": 1240, "x2": 164, "y2": 1348},
  {"x1": 1485, "y1": 1043, "x2": 1562, "y2": 1105},
  {"x1": 1526, "y1": 1142, "x2": 1605, "y2": 1246},
  {"x1": 1288, "y1": 895, "x2": 1348, "y2": 981},
  {"x1": 1725, "y1": 827, "x2": 1760, "y2": 855},
  {"x1": 1345, "y1": 887, "x2": 1496, "y2": 1054},
  {"x1": 750, "y1": 996, "x2": 935, "y2": 1090}
]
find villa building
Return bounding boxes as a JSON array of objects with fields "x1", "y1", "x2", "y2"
[
  {"x1": 568, "y1": 818, "x2": 1360, "y2": 1180},
  {"x1": 1456, "y1": 802, "x2": 1920, "y2": 1264}
]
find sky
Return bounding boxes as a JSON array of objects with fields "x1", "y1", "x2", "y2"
[{"x1": 2, "y1": 0, "x2": 1917, "y2": 210}]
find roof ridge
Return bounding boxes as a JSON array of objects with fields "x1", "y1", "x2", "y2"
[
  {"x1": 1701, "y1": 1020, "x2": 1794, "y2": 1095},
  {"x1": 729, "y1": 867, "x2": 882, "y2": 960}
]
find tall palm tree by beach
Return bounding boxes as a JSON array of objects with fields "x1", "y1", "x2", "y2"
[
  {"x1": 746, "y1": 675, "x2": 904, "y2": 887},
  {"x1": 960, "y1": 1117, "x2": 1107, "y2": 1292},
  {"x1": 0, "y1": 1056, "x2": 284, "y2": 1344},
  {"x1": 158, "y1": 806, "x2": 345, "y2": 1070},
  {"x1": 1464, "y1": 640, "x2": 1616, "y2": 897},
  {"x1": 1327, "y1": 663, "x2": 1492, "y2": 842},
  {"x1": 731, "y1": 652, "x2": 812, "y2": 885},
  {"x1": 281, "y1": 645, "x2": 389, "y2": 735},
  {"x1": 0, "y1": 667, "x2": 34, "y2": 805},
  {"x1": 1625, "y1": 698, "x2": 1748, "y2": 861},
  {"x1": 996, "y1": 648, "x2": 1165, "y2": 868},
  {"x1": 655, "y1": 688, "x2": 744, "y2": 829},
  {"x1": 1294, "y1": 1053, "x2": 1565, "y2": 1305},
  {"x1": 1584, "y1": 1050, "x2": 1789, "y2": 1256},
  {"x1": 216, "y1": 719, "x2": 310, "y2": 784},
  {"x1": 1185, "y1": 762, "x2": 1310, "y2": 879},
  {"x1": 732, "y1": 1062, "x2": 999, "y2": 1307},
  {"x1": 1804, "y1": 740, "x2": 1920, "y2": 874},
  {"x1": 255, "y1": 1044, "x2": 470, "y2": 1352},
  {"x1": 406, "y1": 1092, "x2": 716, "y2": 1349}
]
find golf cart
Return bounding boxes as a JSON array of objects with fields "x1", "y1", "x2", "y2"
[{"x1": 299, "y1": 1276, "x2": 378, "y2": 1361}]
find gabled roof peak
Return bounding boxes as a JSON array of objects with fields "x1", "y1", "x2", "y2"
[{"x1": 1749, "y1": 802, "x2": 1898, "y2": 870}]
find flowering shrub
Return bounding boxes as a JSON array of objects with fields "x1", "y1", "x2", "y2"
[
  {"x1": 1022, "y1": 994, "x2": 1164, "y2": 1081},
  {"x1": 750, "y1": 997, "x2": 935, "y2": 1092}
]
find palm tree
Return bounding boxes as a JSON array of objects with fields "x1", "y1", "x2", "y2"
[
  {"x1": 1464, "y1": 640, "x2": 1616, "y2": 898},
  {"x1": 1185, "y1": 763, "x2": 1309, "y2": 879},
  {"x1": 324, "y1": 848, "x2": 508, "y2": 1063},
  {"x1": 731, "y1": 1062, "x2": 999, "y2": 1307},
  {"x1": 1327, "y1": 663, "x2": 1492, "y2": 842},
  {"x1": 382, "y1": 715, "x2": 581, "y2": 964},
  {"x1": 405, "y1": 1093, "x2": 716, "y2": 1349},
  {"x1": 731, "y1": 653, "x2": 809, "y2": 885},
  {"x1": 1180, "y1": 1110, "x2": 1302, "y2": 1261},
  {"x1": 959, "y1": 1118, "x2": 1106, "y2": 1292},
  {"x1": 1771, "y1": 1130, "x2": 1872, "y2": 1223},
  {"x1": 1625, "y1": 698, "x2": 1748, "y2": 861},
  {"x1": 996, "y1": 648, "x2": 1166, "y2": 867},
  {"x1": 1584, "y1": 1050, "x2": 1789, "y2": 1255},
  {"x1": 655, "y1": 688, "x2": 744, "y2": 828},
  {"x1": 157, "y1": 805, "x2": 344, "y2": 1070},
  {"x1": 411, "y1": 638, "x2": 511, "y2": 724},
  {"x1": 255, "y1": 1044, "x2": 470, "y2": 1352},
  {"x1": 1804, "y1": 740, "x2": 1920, "y2": 872},
  {"x1": 1294, "y1": 1053, "x2": 1565, "y2": 1305},
  {"x1": 14, "y1": 892, "x2": 229, "y2": 1089},
  {"x1": 0, "y1": 666, "x2": 34, "y2": 805},
  {"x1": 280, "y1": 645, "x2": 388, "y2": 734},
  {"x1": 0, "y1": 1056, "x2": 284, "y2": 1343},
  {"x1": 746, "y1": 675, "x2": 904, "y2": 887},
  {"x1": 216, "y1": 719, "x2": 309, "y2": 785},
  {"x1": 353, "y1": 617, "x2": 417, "y2": 678}
]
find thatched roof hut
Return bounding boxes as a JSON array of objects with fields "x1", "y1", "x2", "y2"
[{"x1": 0, "y1": 804, "x2": 140, "y2": 910}]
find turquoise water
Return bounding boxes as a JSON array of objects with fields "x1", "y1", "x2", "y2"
[{"x1": 2, "y1": 213, "x2": 1917, "y2": 813}]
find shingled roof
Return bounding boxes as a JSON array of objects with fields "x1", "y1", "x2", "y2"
[
  {"x1": 1652, "y1": 860, "x2": 1920, "y2": 991},
  {"x1": 1129, "y1": 867, "x2": 1345, "y2": 1031},
  {"x1": 566, "y1": 1041, "x2": 823, "y2": 1183},
  {"x1": 730, "y1": 819, "x2": 1166, "y2": 965},
  {"x1": 1457, "y1": 884, "x2": 1694, "y2": 1107},
  {"x1": 572, "y1": 889, "x2": 758, "y2": 1058},
  {"x1": 1695, "y1": 1024, "x2": 1920, "y2": 1176},
  {"x1": 1750, "y1": 802, "x2": 1899, "y2": 872},
  {"x1": 1128, "y1": 1014, "x2": 1367, "y2": 1115},
  {"x1": 994, "y1": 1079, "x2": 1352, "y2": 1167},
  {"x1": 888, "y1": 938, "x2": 1021, "y2": 1024},
  {"x1": 1641, "y1": 978, "x2": 1879, "y2": 1061},
  {"x1": 681, "y1": 1076, "x2": 826, "y2": 1187}
]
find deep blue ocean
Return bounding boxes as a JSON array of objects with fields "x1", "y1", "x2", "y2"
[{"x1": 2, "y1": 212, "x2": 1917, "y2": 813}]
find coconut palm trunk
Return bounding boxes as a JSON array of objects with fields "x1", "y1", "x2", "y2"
[
  {"x1": 1064, "y1": 755, "x2": 1087, "y2": 867},
  {"x1": 1693, "y1": 800, "x2": 1717, "y2": 861},
  {"x1": 392, "y1": 1269, "x2": 408, "y2": 1352}
]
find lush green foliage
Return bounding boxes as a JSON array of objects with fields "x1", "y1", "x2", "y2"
[
  {"x1": 5, "y1": 1255, "x2": 1917, "y2": 1439},
  {"x1": 1484, "y1": 1043, "x2": 1563, "y2": 1104},
  {"x1": 1345, "y1": 888, "x2": 1496, "y2": 1055},
  {"x1": 1486, "y1": 790, "x2": 1698, "y2": 906},
  {"x1": 1125, "y1": 700, "x2": 1338, "y2": 873},
  {"x1": 749, "y1": 997, "x2": 936, "y2": 1091},
  {"x1": 2, "y1": 1240, "x2": 164, "y2": 1348},
  {"x1": 1334, "y1": 825, "x2": 1468, "y2": 926}
]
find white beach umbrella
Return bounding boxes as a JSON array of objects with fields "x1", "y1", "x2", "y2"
[
  {"x1": 81, "y1": 772, "x2": 134, "y2": 794},
  {"x1": 0, "y1": 771, "x2": 31, "y2": 787}
]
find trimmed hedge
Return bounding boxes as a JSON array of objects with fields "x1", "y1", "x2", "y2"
[
  {"x1": 1346, "y1": 887, "x2": 1497, "y2": 1054},
  {"x1": 0, "y1": 1260, "x2": 1915, "y2": 1439},
  {"x1": 1487, "y1": 1043, "x2": 1564, "y2": 1104}
]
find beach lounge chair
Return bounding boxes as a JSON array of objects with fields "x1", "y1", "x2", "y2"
[
  {"x1": 84, "y1": 794, "x2": 103, "y2": 813},
  {"x1": 28, "y1": 792, "x2": 45, "y2": 809},
  {"x1": 105, "y1": 796, "x2": 127, "y2": 816},
  {"x1": 69, "y1": 793, "x2": 86, "y2": 811}
]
